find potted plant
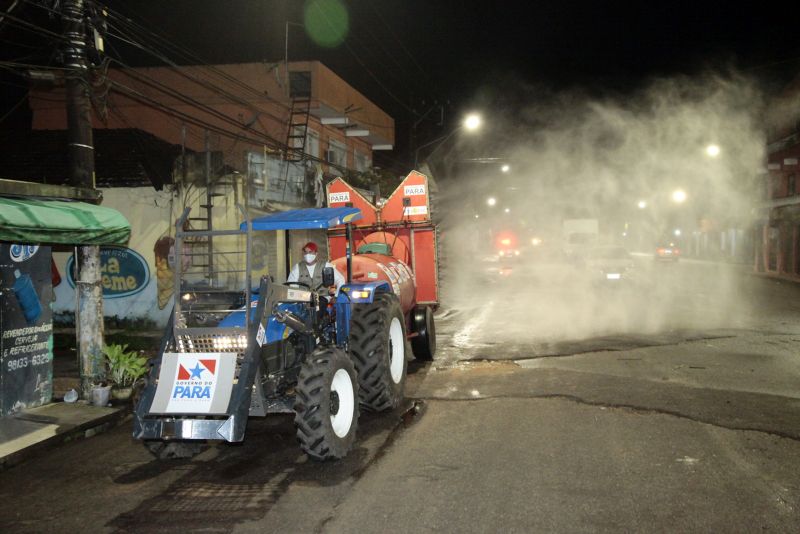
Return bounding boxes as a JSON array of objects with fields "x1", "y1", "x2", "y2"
[{"x1": 102, "y1": 343, "x2": 149, "y2": 402}]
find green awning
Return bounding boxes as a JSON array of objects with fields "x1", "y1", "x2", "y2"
[{"x1": 0, "y1": 197, "x2": 131, "y2": 245}]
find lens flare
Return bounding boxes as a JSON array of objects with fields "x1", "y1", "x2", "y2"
[{"x1": 304, "y1": 0, "x2": 349, "y2": 48}]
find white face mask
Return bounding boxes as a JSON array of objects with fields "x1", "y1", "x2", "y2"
[{"x1": 304, "y1": 253, "x2": 317, "y2": 264}]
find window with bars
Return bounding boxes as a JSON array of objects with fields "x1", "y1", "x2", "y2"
[
  {"x1": 354, "y1": 149, "x2": 370, "y2": 172},
  {"x1": 327, "y1": 139, "x2": 347, "y2": 167},
  {"x1": 306, "y1": 129, "x2": 320, "y2": 158}
]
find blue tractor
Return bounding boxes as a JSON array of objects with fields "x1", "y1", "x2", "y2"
[{"x1": 133, "y1": 207, "x2": 407, "y2": 460}]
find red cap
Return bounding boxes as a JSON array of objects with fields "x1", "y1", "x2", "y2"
[{"x1": 303, "y1": 242, "x2": 318, "y2": 253}]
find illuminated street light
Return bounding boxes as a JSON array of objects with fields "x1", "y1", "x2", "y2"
[
  {"x1": 674, "y1": 229, "x2": 682, "y2": 236},
  {"x1": 501, "y1": 164, "x2": 510, "y2": 173},
  {"x1": 464, "y1": 113, "x2": 482, "y2": 131},
  {"x1": 414, "y1": 112, "x2": 483, "y2": 167},
  {"x1": 672, "y1": 189, "x2": 687, "y2": 203},
  {"x1": 706, "y1": 144, "x2": 721, "y2": 158},
  {"x1": 487, "y1": 197, "x2": 497, "y2": 207},
  {"x1": 474, "y1": 214, "x2": 480, "y2": 219},
  {"x1": 637, "y1": 200, "x2": 647, "y2": 209},
  {"x1": 504, "y1": 207, "x2": 510, "y2": 213}
]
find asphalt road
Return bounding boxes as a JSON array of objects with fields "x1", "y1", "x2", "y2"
[{"x1": 2, "y1": 256, "x2": 800, "y2": 532}]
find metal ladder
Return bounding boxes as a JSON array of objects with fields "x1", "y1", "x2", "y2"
[
  {"x1": 280, "y1": 96, "x2": 312, "y2": 200},
  {"x1": 185, "y1": 144, "x2": 236, "y2": 285}
]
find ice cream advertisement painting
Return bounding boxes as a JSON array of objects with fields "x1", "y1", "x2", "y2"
[{"x1": 65, "y1": 247, "x2": 150, "y2": 299}]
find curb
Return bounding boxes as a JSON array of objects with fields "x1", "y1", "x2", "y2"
[{"x1": 0, "y1": 405, "x2": 131, "y2": 471}]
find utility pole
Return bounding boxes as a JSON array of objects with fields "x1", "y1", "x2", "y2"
[{"x1": 63, "y1": 0, "x2": 105, "y2": 397}]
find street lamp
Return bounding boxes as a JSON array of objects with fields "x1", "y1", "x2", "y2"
[
  {"x1": 705, "y1": 144, "x2": 721, "y2": 158},
  {"x1": 637, "y1": 200, "x2": 647, "y2": 209},
  {"x1": 486, "y1": 197, "x2": 497, "y2": 207},
  {"x1": 501, "y1": 164, "x2": 510, "y2": 173},
  {"x1": 671, "y1": 189, "x2": 687, "y2": 203},
  {"x1": 504, "y1": 207, "x2": 510, "y2": 213},
  {"x1": 464, "y1": 113, "x2": 482, "y2": 131},
  {"x1": 413, "y1": 112, "x2": 482, "y2": 168}
]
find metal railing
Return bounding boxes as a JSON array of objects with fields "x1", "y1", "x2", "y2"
[{"x1": 172, "y1": 204, "x2": 253, "y2": 353}]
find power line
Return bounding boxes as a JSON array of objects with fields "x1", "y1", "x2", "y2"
[
  {"x1": 0, "y1": 91, "x2": 28, "y2": 124},
  {"x1": 94, "y1": 2, "x2": 293, "y2": 111},
  {"x1": 108, "y1": 78, "x2": 353, "y2": 175},
  {"x1": 0, "y1": 0, "x2": 22, "y2": 30},
  {"x1": 366, "y1": 2, "x2": 432, "y2": 86},
  {"x1": 0, "y1": 10, "x2": 69, "y2": 42},
  {"x1": 16, "y1": 1, "x2": 388, "y2": 177},
  {"x1": 0, "y1": 59, "x2": 69, "y2": 70},
  {"x1": 95, "y1": 2, "x2": 405, "y2": 165},
  {"x1": 344, "y1": 15, "x2": 427, "y2": 104},
  {"x1": 105, "y1": 57, "x2": 288, "y2": 151},
  {"x1": 94, "y1": 9, "x2": 378, "y2": 176},
  {"x1": 302, "y1": 0, "x2": 419, "y2": 117}
]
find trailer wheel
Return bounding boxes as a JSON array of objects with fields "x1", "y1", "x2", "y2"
[
  {"x1": 411, "y1": 305, "x2": 436, "y2": 361},
  {"x1": 294, "y1": 346, "x2": 359, "y2": 461},
  {"x1": 144, "y1": 440, "x2": 206, "y2": 460},
  {"x1": 349, "y1": 292, "x2": 407, "y2": 411}
]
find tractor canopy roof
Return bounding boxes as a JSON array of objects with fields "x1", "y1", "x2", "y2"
[{"x1": 241, "y1": 207, "x2": 362, "y2": 231}]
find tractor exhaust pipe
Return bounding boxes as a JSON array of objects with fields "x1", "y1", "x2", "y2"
[{"x1": 273, "y1": 309, "x2": 311, "y2": 335}]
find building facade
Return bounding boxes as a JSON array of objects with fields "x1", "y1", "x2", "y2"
[
  {"x1": 22, "y1": 61, "x2": 395, "y2": 326},
  {"x1": 756, "y1": 77, "x2": 800, "y2": 277}
]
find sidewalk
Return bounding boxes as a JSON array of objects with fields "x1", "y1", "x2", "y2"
[
  {"x1": 0, "y1": 400, "x2": 129, "y2": 469},
  {"x1": 0, "y1": 329, "x2": 161, "y2": 470}
]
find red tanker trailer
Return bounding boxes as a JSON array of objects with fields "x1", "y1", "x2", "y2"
[{"x1": 326, "y1": 171, "x2": 438, "y2": 360}]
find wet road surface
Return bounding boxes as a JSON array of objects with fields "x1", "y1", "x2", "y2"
[{"x1": 2, "y1": 256, "x2": 800, "y2": 532}]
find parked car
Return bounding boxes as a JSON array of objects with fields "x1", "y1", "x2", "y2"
[
  {"x1": 584, "y1": 246, "x2": 636, "y2": 285},
  {"x1": 655, "y1": 242, "x2": 680, "y2": 261}
]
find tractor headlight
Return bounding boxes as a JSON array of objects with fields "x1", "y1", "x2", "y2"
[
  {"x1": 351, "y1": 289, "x2": 372, "y2": 299},
  {"x1": 213, "y1": 335, "x2": 248, "y2": 351}
]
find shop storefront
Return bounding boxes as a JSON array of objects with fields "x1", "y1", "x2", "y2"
[{"x1": 0, "y1": 196, "x2": 130, "y2": 416}]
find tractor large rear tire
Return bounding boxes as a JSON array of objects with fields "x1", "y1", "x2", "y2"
[
  {"x1": 411, "y1": 305, "x2": 436, "y2": 361},
  {"x1": 349, "y1": 292, "x2": 407, "y2": 412},
  {"x1": 294, "y1": 346, "x2": 359, "y2": 461}
]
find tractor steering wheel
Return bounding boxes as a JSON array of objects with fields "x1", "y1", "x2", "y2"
[{"x1": 288, "y1": 281, "x2": 312, "y2": 290}]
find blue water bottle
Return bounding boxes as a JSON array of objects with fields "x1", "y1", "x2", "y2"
[{"x1": 12, "y1": 269, "x2": 42, "y2": 325}]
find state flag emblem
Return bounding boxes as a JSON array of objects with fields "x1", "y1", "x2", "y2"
[{"x1": 177, "y1": 359, "x2": 217, "y2": 380}]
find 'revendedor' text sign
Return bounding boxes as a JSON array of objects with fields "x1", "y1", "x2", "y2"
[{"x1": 0, "y1": 243, "x2": 53, "y2": 416}]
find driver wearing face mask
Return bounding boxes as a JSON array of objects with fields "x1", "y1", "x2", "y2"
[{"x1": 287, "y1": 241, "x2": 345, "y2": 295}]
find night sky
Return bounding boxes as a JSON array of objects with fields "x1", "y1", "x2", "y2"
[{"x1": 2, "y1": 0, "x2": 799, "y2": 166}]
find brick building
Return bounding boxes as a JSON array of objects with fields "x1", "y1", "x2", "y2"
[
  {"x1": 12, "y1": 60, "x2": 396, "y2": 325},
  {"x1": 756, "y1": 76, "x2": 800, "y2": 277}
]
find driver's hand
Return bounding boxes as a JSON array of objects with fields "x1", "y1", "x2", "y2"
[{"x1": 327, "y1": 286, "x2": 336, "y2": 296}]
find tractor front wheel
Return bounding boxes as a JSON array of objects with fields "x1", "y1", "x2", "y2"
[
  {"x1": 349, "y1": 292, "x2": 407, "y2": 411},
  {"x1": 294, "y1": 346, "x2": 359, "y2": 461}
]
